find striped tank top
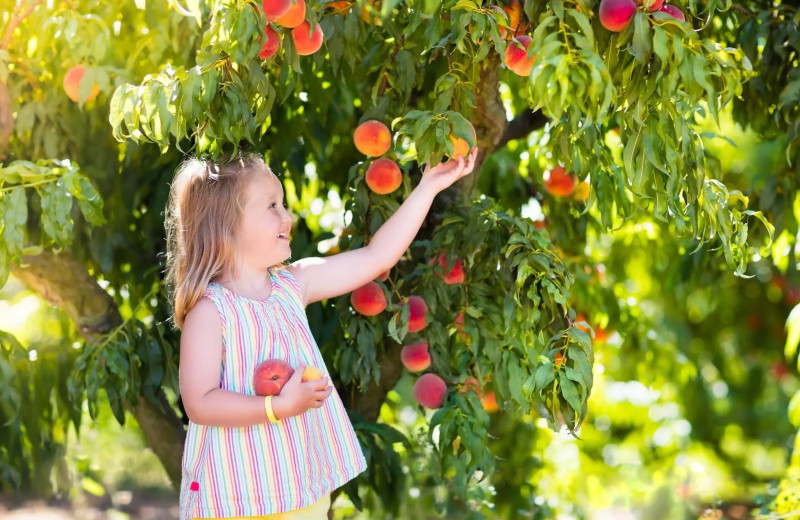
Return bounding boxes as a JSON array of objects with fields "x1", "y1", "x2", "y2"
[{"x1": 179, "y1": 267, "x2": 367, "y2": 519}]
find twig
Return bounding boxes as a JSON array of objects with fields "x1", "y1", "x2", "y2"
[{"x1": 1, "y1": 0, "x2": 44, "y2": 51}]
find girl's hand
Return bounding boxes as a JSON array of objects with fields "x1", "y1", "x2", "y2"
[
  {"x1": 272, "y1": 364, "x2": 333, "y2": 419},
  {"x1": 420, "y1": 145, "x2": 478, "y2": 193}
]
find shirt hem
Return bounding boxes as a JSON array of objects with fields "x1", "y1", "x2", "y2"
[{"x1": 181, "y1": 460, "x2": 367, "y2": 519}]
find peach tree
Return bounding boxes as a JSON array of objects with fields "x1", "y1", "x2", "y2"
[{"x1": 2, "y1": 0, "x2": 800, "y2": 517}]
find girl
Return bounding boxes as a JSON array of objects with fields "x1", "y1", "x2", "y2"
[{"x1": 166, "y1": 146, "x2": 478, "y2": 519}]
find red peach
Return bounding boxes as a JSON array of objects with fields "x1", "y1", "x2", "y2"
[
  {"x1": 636, "y1": 0, "x2": 665, "y2": 10},
  {"x1": 599, "y1": 0, "x2": 637, "y2": 32},
  {"x1": 350, "y1": 282, "x2": 387, "y2": 315},
  {"x1": 63, "y1": 65, "x2": 100, "y2": 103},
  {"x1": 449, "y1": 121, "x2": 476, "y2": 159},
  {"x1": 401, "y1": 341, "x2": 431, "y2": 372},
  {"x1": 433, "y1": 253, "x2": 465, "y2": 284},
  {"x1": 259, "y1": 25, "x2": 281, "y2": 60},
  {"x1": 276, "y1": 0, "x2": 306, "y2": 28},
  {"x1": 291, "y1": 21, "x2": 323, "y2": 56},
  {"x1": 365, "y1": 158, "x2": 402, "y2": 194},
  {"x1": 354, "y1": 120, "x2": 392, "y2": 156},
  {"x1": 460, "y1": 376, "x2": 481, "y2": 396},
  {"x1": 544, "y1": 166, "x2": 576, "y2": 197},
  {"x1": 253, "y1": 359, "x2": 295, "y2": 396},
  {"x1": 659, "y1": 4, "x2": 685, "y2": 21},
  {"x1": 504, "y1": 35, "x2": 536, "y2": 76},
  {"x1": 406, "y1": 295, "x2": 428, "y2": 332},
  {"x1": 262, "y1": 0, "x2": 292, "y2": 21},
  {"x1": 413, "y1": 373, "x2": 447, "y2": 409},
  {"x1": 481, "y1": 390, "x2": 499, "y2": 412}
]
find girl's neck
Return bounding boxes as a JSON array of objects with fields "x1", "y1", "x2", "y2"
[{"x1": 218, "y1": 266, "x2": 274, "y2": 300}]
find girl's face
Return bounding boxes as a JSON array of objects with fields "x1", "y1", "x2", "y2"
[{"x1": 237, "y1": 172, "x2": 293, "y2": 269}]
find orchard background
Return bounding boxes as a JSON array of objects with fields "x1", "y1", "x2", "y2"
[{"x1": 2, "y1": 0, "x2": 800, "y2": 518}]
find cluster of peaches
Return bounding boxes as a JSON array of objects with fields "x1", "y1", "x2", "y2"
[
  {"x1": 349, "y1": 253, "x2": 498, "y2": 413},
  {"x1": 599, "y1": 0, "x2": 685, "y2": 32},
  {"x1": 259, "y1": 0, "x2": 323, "y2": 59}
]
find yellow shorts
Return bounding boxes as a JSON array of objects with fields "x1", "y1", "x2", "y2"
[{"x1": 195, "y1": 493, "x2": 331, "y2": 520}]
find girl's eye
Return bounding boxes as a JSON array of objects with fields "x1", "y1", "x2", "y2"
[{"x1": 269, "y1": 202, "x2": 277, "y2": 209}]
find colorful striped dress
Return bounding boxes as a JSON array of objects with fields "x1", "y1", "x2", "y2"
[{"x1": 179, "y1": 267, "x2": 367, "y2": 519}]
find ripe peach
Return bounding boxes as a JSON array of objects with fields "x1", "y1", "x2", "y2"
[
  {"x1": 413, "y1": 373, "x2": 447, "y2": 409},
  {"x1": 365, "y1": 158, "x2": 402, "y2": 194},
  {"x1": 263, "y1": 0, "x2": 292, "y2": 21},
  {"x1": 534, "y1": 219, "x2": 547, "y2": 230},
  {"x1": 401, "y1": 341, "x2": 431, "y2": 372},
  {"x1": 659, "y1": 4, "x2": 685, "y2": 20},
  {"x1": 544, "y1": 166, "x2": 576, "y2": 197},
  {"x1": 449, "y1": 121, "x2": 476, "y2": 159},
  {"x1": 599, "y1": 0, "x2": 637, "y2": 32},
  {"x1": 354, "y1": 120, "x2": 392, "y2": 156},
  {"x1": 326, "y1": 0, "x2": 352, "y2": 14},
  {"x1": 503, "y1": 0, "x2": 529, "y2": 37},
  {"x1": 504, "y1": 35, "x2": 536, "y2": 76},
  {"x1": 575, "y1": 313, "x2": 591, "y2": 334},
  {"x1": 253, "y1": 359, "x2": 295, "y2": 395},
  {"x1": 460, "y1": 376, "x2": 481, "y2": 396},
  {"x1": 259, "y1": 25, "x2": 281, "y2": 60},
  {"x1": 636, "y1": 0, "x2": 664, "y2": 10},
  {"x1": 554, "y1": 351, "x2": 565, "y2": 369},
  {"x1": 302, "y1": 365, "x2": 324, "y2": 382},
  {"x1": 481, "y1": 390, "x2": 499, "y2": 412},
  {"x1": 291, "y1": 21, "x2": 323, "y2": 56},
  {"x1": 276, "y1": 0, "x2": 306, "y2": 28},
  {"x1": 377, "y1": 270, "x2": 389, "y2": 281},
  {"x1": 574, "y1": 180, "x2": 590, "y2": 201},
  {"x1": 433, "y1": 252, "x2": 465, "y2": 284},
  {"x1": 63, "y1": 65, "x2": 100, "y2": 103},
  {"x1": 351, "y1": 282, "x2": 387, "y2": 316},
  {"x1": 406, "y1": 295, "x2": 428, "y2": 332}
]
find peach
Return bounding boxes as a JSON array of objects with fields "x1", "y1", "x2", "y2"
[
  {"x1": 413, "y1": 373, "x2": 447, "y2": 409},
  {"x1": 504, "y1": 36, "x2": 536, "y2": 77},
  {"x1": 554, "y1": 351, "x2": 565, "y2": 369},
  {"x1": 599, "y1": 0, "x2": 637, "y2": 32},
  {"x1": 574, "y1": 180, "x2": 590, "y2": 201},
  {"x1": 253, "y1": 359, "x2": 295, "y2": 396},
  {"x1": 302, "y1": 365, "x2": 324, "y2": 382},
  {"x1": 351, "y1": 282, "x2": 387, "y2": 315},
  {"x1": 636, "y1": 0, "x2": 664, "y2": 10},
  {"x1": 534, "y1": 219, "x2": 547, "y2": 230},
  {"x1": 291, "y1": 21, "x2": 323, "y2": 56},
  {"x1": 259, "y1": 25, "x2": 281, "y2": 60},
  {"x1": 276, "y1": 0, "x2": 306, "y2": 28},
  {"x1": 460, "y1": 376, "x2": 481, "y2": 396},
  {"x1": 544, "y1": 166, "x2": 575, "y2": 197},
  {"x1": 406, "y1": 295, "x2": 428, "y2": 332},
  {"x1": 262, "y1": 0, "x2": 292, "y2": 21},
  {"x1": 575, "y1": 313, "x2": 591, "y2": 334},
  {"x1": 354, "y1": 120, "x2": 392, "y2": 156},
  {"x1": 325, "y1": 0, "x2": 352, "y2": 14},
  {"x1": 481, "y1": 390, "x2": 499, "y2": 412},
  {"x1": 503, "y1": 0, "x2": 529, "y2": 37},
  {"x1": 365, "y1": 158, "x2": 402, "y2": 194},
  {"x1": 659, "y1": 4, "x2": 685, "y2": 20},
  {"x1": 401, "y1": 341, "x2": 431, "y2": 372},
  {"x1": 63, "y1": 65, "x2": 100, "y2": 103},
  {"x1": 449, "y1": 121, "x2": 476, "y2": 159},
  {"x1": 376, "y1": 270, "x2": 389, "y2": 281},
  {"x1": 433, "y1": 252, "x2": 465, "y2": 284}
]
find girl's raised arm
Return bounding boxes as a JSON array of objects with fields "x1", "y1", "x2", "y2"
[{"x1": 289, "y1": 147, "x2": 477, "y2": 306}]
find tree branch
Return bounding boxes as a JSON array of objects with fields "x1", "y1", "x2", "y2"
[
  {"x1": 11, "y1": 250, "x2": 185, "y2": 489},
  {"x1": 1, "y1": 0, "x2": 43, "y2": 51},
  {"x1": 495, "y1": 108, "x2": 549, "y2": 150}
]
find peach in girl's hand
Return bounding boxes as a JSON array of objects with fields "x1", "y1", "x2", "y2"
[
  {"x1": 254, "y1": 359, "x2": 295, "y2": 396},
  {"x1": 302, "y1": 365, "x2": 324, "y2": 382}
]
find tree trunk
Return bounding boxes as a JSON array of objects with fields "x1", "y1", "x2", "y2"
[{"x1": 11, "y1": 250, "x2": 186, "y2": 489}]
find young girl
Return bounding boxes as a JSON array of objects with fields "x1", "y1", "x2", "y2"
[{"x1": 166, "y1": 146, "x2": 478, "y2": 519}]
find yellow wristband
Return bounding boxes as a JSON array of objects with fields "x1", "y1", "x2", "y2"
[{"x1": 264, "y1": 395, "x2": 280, "y2": 423}]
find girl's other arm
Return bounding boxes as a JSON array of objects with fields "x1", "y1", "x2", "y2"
[
  {"x1": 180, "y1": 298, "x2": 331, "y2": 427},
  {"x1": 290, "y1": 147, "x2": 478, "y2": 306}
]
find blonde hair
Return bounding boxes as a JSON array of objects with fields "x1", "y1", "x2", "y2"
[{"x1": 165, "y1": 153, "x2": 274, "y2": 328}]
